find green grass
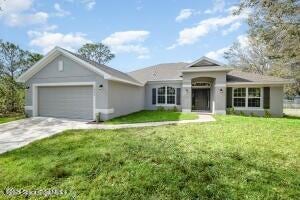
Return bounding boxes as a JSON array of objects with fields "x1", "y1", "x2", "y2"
[
  {"x1": 0, "y1": 114, "x2": 25, "y2": 124},
  {"x1": 104, "y1": 110, "x2": 198, "y2": 124},
  {"x1": 0, "y1": 115, "x2": 299, "y2": 199}
]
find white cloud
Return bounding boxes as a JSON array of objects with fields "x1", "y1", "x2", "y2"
[
  {"x1": 102, "y1": 31, "x2": 150, "y2": 58},
  {"x1": 205, "y1": 46, "x2": 229, "y2": 60},
  {"x1": 54, "y1": 3, "x2": 71, "y2": 17},
  {"x1": 222, "y1": 22, "x2": 241, "y2": 35},
  {"x1": 204, "y1": 0, "x2": 225, "y2": 14},
  {"x1": 28, "y1": 31, "x2": 91, "y2": 53},
  {"x1": 81, "y1": 0, "x2": 96, "y2": 10},
  {"x1": 175, "y1": 9, "x2": 194, "y2": 22},
  {"x1": 237, "y1": 34, "x2": 249, "y2": 48},
  {"x1": 168, "y1": 8, "x2": 248, "y2": 49},
  {"x1": 0, "y1": 0, "x2": 49, "y2": 27}
]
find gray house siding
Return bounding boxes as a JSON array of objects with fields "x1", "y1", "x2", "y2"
[
  {"x1": 145, "y1": 82, "x2": 182, "y2": 110},
  {"x1": 25, "y1": 55, "x2": 109, "y2": 119},
  {"x1": 105, "y1": 80, "x2": 144, "y2": 120}
]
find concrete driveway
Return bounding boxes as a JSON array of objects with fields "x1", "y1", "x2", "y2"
[{"x1": 0, "y1": 117, "x2": 91, "y2": 154}]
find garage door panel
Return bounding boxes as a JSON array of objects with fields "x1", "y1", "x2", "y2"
[{"x1": 38, "y1": 86, "x2": 93, "y2": 120}]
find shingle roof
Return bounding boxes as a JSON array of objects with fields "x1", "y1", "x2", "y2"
[
  {"x1": 63, "y1": 48, "x2": 142, "y2": 85},
  {"x1": 128, "y1": 62, "x2": 289, "y2": 84},
  {"x1": 227, "y1": 70, "x2": 289, "y2": 83},
  {"x1": 128, "y1": 62, "x2": 188, "y2": 83}
]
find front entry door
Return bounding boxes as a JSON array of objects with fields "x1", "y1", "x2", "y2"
[{"x1": 192, "y1": 88, "x2": 210, "y2": 111}]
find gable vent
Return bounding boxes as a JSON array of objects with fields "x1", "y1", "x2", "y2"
[{"x1": 58, "y1": 60, "x2": 64, "y2": 72}]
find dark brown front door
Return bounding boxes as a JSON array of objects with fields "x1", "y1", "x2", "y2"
[{"x1": 192, "y1": 88, "x2": 210, "y2": 111}]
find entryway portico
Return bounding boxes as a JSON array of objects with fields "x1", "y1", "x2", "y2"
[{"x1": 180, "y1": 57, "x2": 233, "y2": 114}]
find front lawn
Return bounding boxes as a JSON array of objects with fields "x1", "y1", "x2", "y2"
[
  {"x1": 0, "y1": 114, "x2": 25, "y2": 124},
  {"x1": 0, "y1": 115, "x2": 299, "y2": 199},
  {"x1": 104, "y1": 110, "x2": 198, "y2": 124}
]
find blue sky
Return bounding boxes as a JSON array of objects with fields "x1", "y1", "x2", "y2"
[{"x1": 0, "y1": 0, "x2": 249, "y2": 72}]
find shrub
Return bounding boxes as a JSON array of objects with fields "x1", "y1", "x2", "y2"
[
  {"x1": 239, "y1": 111, "x2": 246, "y2": 116},
  {"x1": 250, "y1": 112, "x2": 257, "y2": 117},
  {"x1": 170, "y1": 106, "x2": 178, "y2": 112},
  {"x1": 226, "y1": 107, "x2": 235, "y2": 115},
  {"x1": 157, "y1": 106, "x2": 165, "y2": 111},
  {"x1": 264, "y1": 110, "x2": 271, "y2": 118},
  {"x1": 96, "y1": 112, "x2": 101, "y2": 123}
]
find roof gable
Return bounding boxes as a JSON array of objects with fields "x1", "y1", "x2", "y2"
[
  {"x1": 17, "y1": 47, "x2": 142, "y2": 86},
  {"x1": 185, "y1": 56, "x2": 224, "y2": 68}
]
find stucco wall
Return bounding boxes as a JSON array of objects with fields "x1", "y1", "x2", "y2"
[
  {"x1": 182, "y1": 71, "x2": 227, "y2": 114},
  {"x1": 105, "y1": 80, "x2": 144, "y2": 120},
  {"x1": 24, "y1": 55, "x2": 109, "y2": 118},
  {"x1": 145, "y1": 81, "x2": 182, "y2": 110}
]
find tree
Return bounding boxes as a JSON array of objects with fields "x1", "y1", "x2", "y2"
[
  {"x1": 77, "y1": 43, "x2": 115, "y2": 64},
  {"x1": 228, "y1": 0, "x2": 300, "y2": 97},
  {"x1": 0, "y1": 41, "x2": 43, "y2": 113},
  {"x1": 224, "y1": 36, "x2": 271, "y2": 75}
]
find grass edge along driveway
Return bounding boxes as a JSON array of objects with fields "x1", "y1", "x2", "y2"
[{"x1": 104, "y1": 110, "x2": 198, "y2": 124}]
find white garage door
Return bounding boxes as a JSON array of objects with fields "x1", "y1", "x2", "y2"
[{"x1": 38, "y1": 86, "x2": 93, "y2": 120}]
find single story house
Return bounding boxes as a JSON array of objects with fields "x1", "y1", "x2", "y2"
[{"x1": 17, "y1": 47, "x2": 291, "y2": 120}]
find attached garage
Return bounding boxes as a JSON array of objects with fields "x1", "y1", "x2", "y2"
[{"x1": 37, "y1": 85, "x2": 94, "y2": 120}]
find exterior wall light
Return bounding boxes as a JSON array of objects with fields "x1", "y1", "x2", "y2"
[
  {"x1": 99, "y1": 84, "x2": 103, "y2": 89},
  {"x1": 219, "y1": 88, "x2": 223, "y2": 93}
]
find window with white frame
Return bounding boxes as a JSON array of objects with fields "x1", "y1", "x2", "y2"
[
  {"x1": 233, "y1": 88, "x2": 246, "y2": 107},
  {"x1": 233, "y1": 87, "x2": 262, "y2": 108},
  {"x1": 157, "y1": 86, "x2": 176, "y2": 105},
  {"x1": 157, "y1": 87, "x2": 166, "y2": 104},
  {"x1": 248, "y1": 88, "x2": 261, "y2": 107},
  {"x1": 167, "y1": 86, "x2": 175, "y2": 104}
]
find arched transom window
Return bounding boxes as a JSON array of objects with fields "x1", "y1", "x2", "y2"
[
  {"x1": 192, "y1": 82, "x2": 211, "y2": 88},
  {"x1": 157, "y1": 86, "x2": 176, "y2": 104}
]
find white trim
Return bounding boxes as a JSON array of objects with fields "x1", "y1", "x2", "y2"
[
  {"x1": 227, "y1": 81, "x2": 292, "y2": 86},
  {"x1": 107, "y1": 76, "x2": 143, "y2": 87},
  {"x1": 185, "y1": 56, "x2": 225, "y2": 68},
  {"x1": 215, "y1": 84, "x2": 226, "y2": 87},
  {"x1": 32, "y1": 82, "x2": 97, "y2": 120},
  {"x1": 183, "y1": 84, "x2": 192, "y2": 88},
  {"x1": 181, "y1": 67, "x2": 233, "y2": 73},
  {"x1": 25, "y1": 106, "x2": 33, "y2": 110},
  {"x1": 95, "y1": 108, "x2": 114, "y2": 114},
  {"x1": 17, "y1": 47, "x2": 142, "y2": 87}
]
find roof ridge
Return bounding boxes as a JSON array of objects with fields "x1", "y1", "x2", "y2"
[{"x1": 129, "y1": 62, "x2": 189, "y2": 73}]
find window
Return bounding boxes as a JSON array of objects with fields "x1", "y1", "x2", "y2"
[
  {"x1": 157, "y1": 86, "x2": 176, "y2": 105},
  {"x1": 157, "y1": 87, "x2": 165, "y2": 104},
  {"x1": 232, "y1": 87, "x2": 262, "y2": 108},
  {"x1": 192, "y1": 82, "x2": 211, "y2": 87},
  {"x1": 233, "y1": 88, "x2": 246, "y2": 107},
  {"x1": 248, "y1": 88, "x2": 261, "y2": 107},
  {"x1": 167, "y1": 87, "x2": 175, "y2": 104}
]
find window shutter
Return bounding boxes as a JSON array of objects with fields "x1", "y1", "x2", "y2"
[
  {"x1": 176, "y1": 88, "x2": 181, "y2": 105},
  {"x1": 152, "y1": 88, "x2": 156, "y2": 105},
  {"x1": 263, "y1": 87, "x2": 270, "y2": 109},
  {"x1": 226, "y1": 87, "x2": 232, "y2": 108}
]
